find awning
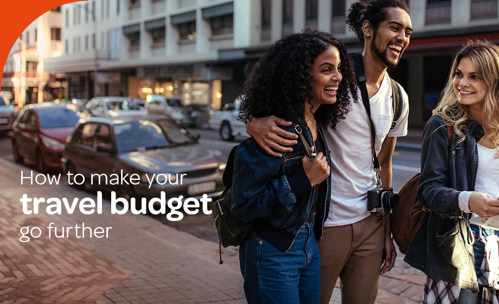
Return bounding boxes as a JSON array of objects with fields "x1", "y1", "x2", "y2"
[
  {"x1": 171, "y1": 11, "x2": 196, "y2": 25},
  {"x1": 145, "y1": 18, "x2": 166, "y2": 31},
  {"x1": 202, "y1": 3, "x2": 233, "y2": 19},
  {"x1": 123, "y1": 24, "x2": 140, "y2": 35}
]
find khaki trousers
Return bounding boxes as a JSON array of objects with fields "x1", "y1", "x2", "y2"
[{"x1": 318, "y1": 215, "x2": 385, "y2": 304}]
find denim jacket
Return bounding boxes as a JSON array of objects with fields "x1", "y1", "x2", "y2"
[
  {"x1": 404, "y1": 114, "x2": 484, "y2": 291},
  {"x1": 231, "y1": 124, "x2": 331, "y2": 252}
]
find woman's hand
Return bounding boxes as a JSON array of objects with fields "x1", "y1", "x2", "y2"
[
  {"x1": 469, "y1": 192, "x2": 499, "y2": 219},
  {"x1": 302, "y1": 150, "x2": 330, "y2": 186},
  {"x1": 247, "y1": 116, "x2": 298, "y2": 157}
]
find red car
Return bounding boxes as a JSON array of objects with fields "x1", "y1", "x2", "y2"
[{"x1": 11, "y1": 102, "x2": 84, "y2": 172}]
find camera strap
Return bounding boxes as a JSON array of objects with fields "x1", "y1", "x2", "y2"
[{"x1": 351, "y1": 54, "x2": 382, "y2": 187}]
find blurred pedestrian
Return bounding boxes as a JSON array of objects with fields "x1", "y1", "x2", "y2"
[{"x1": 405, "y1": 40, "x2": 499, "y2": 303}]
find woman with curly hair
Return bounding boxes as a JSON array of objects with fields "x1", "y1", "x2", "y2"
[
  {"x1": 231, "y1": 30, "x2": 357, "y2": 303},
  {"x1": 405, "y1": 40, "x2": 499, "y2": 303}
]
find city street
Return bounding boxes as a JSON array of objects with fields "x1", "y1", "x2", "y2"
[{"x1": 0, "y1": 128, "x2": 425, "y2": 303}]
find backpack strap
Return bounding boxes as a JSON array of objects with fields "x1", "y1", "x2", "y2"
[
  {"x1": 352, "y1": 53, "x2": 403, "y2": 131},
  {"x1": 390, "y1": 78, "x2": 403, "y2": 130},
  {"x1": 222, "y1": 145, "x2": 237, "y2": 187}
]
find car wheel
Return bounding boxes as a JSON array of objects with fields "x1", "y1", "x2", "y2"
[
  {"x1": 67, "y1": 162, "x2": 85, "y2": 190},
  {"x1": 220, "y1": 122, "x2": 234, "y2": 141},
  {"x1": 12, "y1": 140, "x2": 23, "y2": 164},
  {"x1": 36, "y1": 150, "x2": 47, "y2": 173}
]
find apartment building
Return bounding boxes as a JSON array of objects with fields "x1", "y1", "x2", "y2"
[
  {"x1": 2, "y1": 7, "x2": 63, "y2": 106},
  {"x1": 44, "y1": 0, "x2": 499, "y2": 127}
]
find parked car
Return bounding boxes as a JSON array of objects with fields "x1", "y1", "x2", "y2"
[
  {"x1": 62, "y1": 116, "x2": 225, "y2": 200},
  {"x1": 86, "y1": 96, "x2": 146, "y2": 117},
  {"x1": 209, "y1": 96, "x2": 248, "y2": 141},
  {"x1": 145, "y1": 95, "x2": 195, "y2": 127},
  {"x1": 11, "y1": 102, "x2": 84, "y2": 172},
  {"x1": 0, "y1": 92, "x2": 14, "y2": 133}
]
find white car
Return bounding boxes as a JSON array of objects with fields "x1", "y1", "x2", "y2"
[
  {"x1": 209, "y1": 96, "x2": 248, "y2": 141},
  {"x1": 86, "y1": 96, "x2": 146, "y2": 117}
]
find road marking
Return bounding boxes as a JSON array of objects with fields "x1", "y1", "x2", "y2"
[{"x1": 393, "y1": 164, "x2": 420, "y2": 173}]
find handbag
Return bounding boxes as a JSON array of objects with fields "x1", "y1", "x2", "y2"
[{"x1": 213, "y1": 145, "x2": 253, "y2": 264}]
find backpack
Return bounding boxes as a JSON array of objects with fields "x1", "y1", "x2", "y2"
[
  {"x1": 212, "y1": 145, "x2": 253, "y2": 263},
  {"x1": 351, "y1": 54, "x2": 403, "y2": 130},
  {"x1": 391, "y1": 125, "x2": 452, "y2": 254}
]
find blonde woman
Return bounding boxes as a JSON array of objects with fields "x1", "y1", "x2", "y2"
[{"x1": 405, "y1": 40, "x2": 499, "y2": 303}]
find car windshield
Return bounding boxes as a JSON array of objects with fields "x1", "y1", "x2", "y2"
[
  {"x1": 114, "y1": 121, "x2": 170, "y2": 152},
  {"x1": 0, "y1": 97, "x2": 6, "y2": 106},
  {"x1": 106, "y1": 99, "x2": 139, "y2": 111},
  {"x1": 37, "y1": 107, "x2": 81, "y2": 128}
]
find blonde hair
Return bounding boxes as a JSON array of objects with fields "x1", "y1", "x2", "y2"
[{"x1": 434, "y1": 40, "x2": 499, "y2": 157}]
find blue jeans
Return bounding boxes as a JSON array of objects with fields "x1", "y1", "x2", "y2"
[{"x1": 239, "y1": 222, "x2": 320, "y2": 304}]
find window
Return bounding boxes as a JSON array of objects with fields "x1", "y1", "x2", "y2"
[
  {"x1": 92, "y1": 34, "x2": 96, "y2": 49},
  {"x1": 65, "y1": 9, "x2": 69, "y2": 27},
  {"x1": 150, "y1": 27, "x2": 165, "y2": 44},
  {"x1": 92, "y1": 1, "x2": 96, "y2": 21},
  {"x1": 26, "y1": 32, "x2": 30, "y2": 44},
  {"x1": 305, "y1": 0, "x2": 318, "y2": 29},
  {"x1": 51, "y1": 6, "x2": 61, "y2": 12},
  {"x1": 117, "y1": 0, "x2": 120, "y2": 15},
  {"x1": 209, "y1": 14, "x2": 233, "y2": 36},
  {"x1": 127, "y1": 32, "x2": 140, "y2": 47},
  {"x1": 94, "y1": 124, "x2": 111, "y2": 149},
  {"x1": 178, "y1": 21, "x2": 196, "y2": 41},
  {"x1": 65, "y1": 40, "x2": 69, "y2": 53},
  {"x1": 331, "y1": 0, "x2": 346, "y2": 34},
  {"x1": 34, "y1": 29, "x2": 37, "y2": 42},
  {"x1": 282, "y1": 0, "x2": 293, "y2": 36},
  {"x1": 74, "y1": 123, "x2": 98, "y2": 147},
  {"x1": 85, "y1": 35, "x2": 89, "y2": 50},
  {"x1": 51, "y1": 28, "x2": 61, "y2": 41},
  {"x1": 425, "y1": 0, "x2": 450, "y2": 25},
  {"x1": 471, "y1": 0, "x2": 498, "y2": 20},
  {"x1": 85, "y1": 3, "x2": 89, "y2": 22},
  {"x1": 261, "y1": 0, "x2": 271, "y2": 41}
]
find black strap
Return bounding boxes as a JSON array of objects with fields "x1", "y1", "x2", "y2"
[{"x1": 351, "y1": 54, "x2": 380, "y2": 170}]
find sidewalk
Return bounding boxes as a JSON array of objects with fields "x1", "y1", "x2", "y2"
[{"x1": 0, "y1": 158, "x2": 425, "y2": 304}]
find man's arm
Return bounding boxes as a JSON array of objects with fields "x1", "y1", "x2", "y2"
[
  {"x1": 378, "y1": 136, "x2": 397, "y2": 275},
  {"x1": 246, "y1": 116, "x2": 298, "y2": 157}
]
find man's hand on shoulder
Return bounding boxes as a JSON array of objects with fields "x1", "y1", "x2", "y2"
[{"x1": 247, "y1": 116, "x2": 298, "y2": 157}]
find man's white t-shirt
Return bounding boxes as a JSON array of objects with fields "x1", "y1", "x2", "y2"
[{"x1": 323, "y1": 71, "x2": 409, "y2": 226}]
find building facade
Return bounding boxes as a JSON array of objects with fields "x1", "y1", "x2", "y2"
[
  {"x1": 2, "y1": 7, "x2": 64, "y2": 106},
  {"x1": 44, "y1": 0, "x2": 499, "y2": 127}
]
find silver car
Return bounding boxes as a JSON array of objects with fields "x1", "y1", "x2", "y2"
[{"x1": 62, "y1": 116, "x2": 225, "y2": 200}]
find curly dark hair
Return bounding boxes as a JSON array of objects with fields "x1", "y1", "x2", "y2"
[
  {"x1": 347, "y1": 0, "x2": 409, "y2": 45},
  {"x1": 239, "y1": 30, "x2": 358, "y2": 129}
]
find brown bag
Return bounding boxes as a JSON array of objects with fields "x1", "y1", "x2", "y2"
[
  {"x1": 391, "y1": 125, "x2": 452, "y2": 254},
  {"x1": 391, "y1": 173, "x2": 429, "y2": 254}
]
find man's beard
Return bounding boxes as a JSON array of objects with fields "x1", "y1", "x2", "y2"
[{"x1": 370, "y1": 31, "x2": 399, "y2": 69}]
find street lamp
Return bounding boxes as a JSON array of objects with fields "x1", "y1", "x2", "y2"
[{"x1": 69, "y1": 3, "x2": 98, "y2": 98}]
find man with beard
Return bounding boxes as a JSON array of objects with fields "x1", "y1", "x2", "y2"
[{"x1": 245, "y1": 1, "x2": 412, "y2": 303}]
